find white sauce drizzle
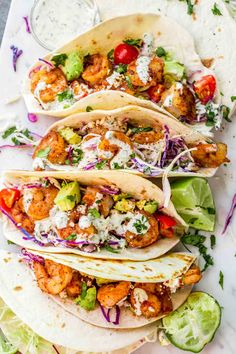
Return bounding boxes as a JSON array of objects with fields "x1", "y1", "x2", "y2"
[{"x1": 136, "y1": 56, "x2": 151, "y2": 84}]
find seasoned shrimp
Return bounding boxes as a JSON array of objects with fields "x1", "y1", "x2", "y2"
[
  {"x1": 97, "y1": 281, "x2": 131, "y2": 308},
  {"x1": 190, "y1": 143, "x2": 229, "y2": 168},
  {"x1": 82, "y1": 186, "x2": 114, "y2": 217},
  {"x1": 125, "y1": 211, "x2": 159, "y2": 248},
  {"x1": 82, "y1": 54, "x2": 111, "y2": 86},
  {"x1": 10, "y1": 197, "x2": 35, "y2": 233},
  {"x1": 134, "y1": 283, "x2": 156, "y2": 294},
  {"x1": 182, "y1": 265, "x2": 202, "y2": 285},
  {"x1": 155, "y1": 283, "x2": 173, "y2": 314},
  {"x1": 98, "y1": 131, "x2": 133, "y2": 160},
  {"x1": 31, "y1": 68, "x2": 68, "y2": 103},
  {"x1": 132, "y1": 130, "x2": 163, "y2": 144},
  {"x1": 66, "y1": 272, "x2": 82, "y2": 297},
  {"x1": 127, "y1": 57, "x2": 164, "y2": 87},
  {"x1": 161, "y1": 83, "x2": 196, "y2": 121},
  {"x1": 26, "y1": 186, "x2": 58, "y2": 221},
  {"x1": 33, "y1": 131, "x2": 68, "y2": 168},
  {"x1": 33, "y1": 259, "x2": 73, "y2": 295},
  {"x1": 129, "y1": 288, "x2": 162, "y2": 318}
]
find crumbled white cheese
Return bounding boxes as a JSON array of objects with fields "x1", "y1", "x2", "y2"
[
  {"x1": 133, "y1": 288, "x2": 148, "y2": 316},
  {"x1": 163, "y1": 94, "x2": 174, "y2": 107},
  {"x1": 32, "y1": 157, "x2": 47, "y2": 170},
  {"x1": 158, "y1": 330, "x2": 170, "y2": 346},
  {"x1": 136, "y1": 56, "x2": 151, "y2": 84},
  {"x1": 50, "y1": 206, "x2": 69, "y2": 229},
  {"x1": 141, "y1": 33, "x2": 154, "y2": 56},
  {"x1": 106, "y1": 71, "x2": 123, "y2": 88},
  {"x1": 79, "y1": 215, "x2": 92, "y2": 229},
  {"x1": 22, "y1": 189, "x2": 33, "y2": 213},
  {"x1": 164, "y1": 277, "x2": 181, "y2": 293}
]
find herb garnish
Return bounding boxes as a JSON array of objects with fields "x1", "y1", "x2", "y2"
[
  {"x1": 115, "y1": 64, "x2": 128, "y2": 74},
  {"x1": 179, "y1": 0, "x2": 195, "y2": 15},
  {"x1": 125, "y1": 76, "x2": 133, "y2": 89},
  {"x1": 95, "y1": 160, "x2": 107, "y2": 170},
  {"x1": 133, "y1": 215, "x2": 148, "y2": 234},
  {"x1": 104, "y1": 243, "x2": 120, "y2": 253},
  {"x1": 2, "y1": 126, "x2": 17, "y2": 139},
  {"x1": 36, "y1": 146, "x2": 51, "y2": 158},
  {"x1": 86, "y1": 106, "x2": 93, "y2": 112},
  {"x1": 71, "y1": 148, "x2": 83, "y2": 165},
  {"x1": 66, "y1": 234, "x2": 77, "y2": 241},
  {"x1": 123, "y1": 38, "x2": 142, "y2": 47},
  {"x1": 88, "y1": 208, "x2": 100, "y2": 218},
  {"x1": 2, "y1": 126, "x2": 33, "y2": 145},
  {"x1": 231, "y1": 96, "x2": 236, "y2": 102},
  {"x1": 113, "y1": 163, "x2": 122, "y2": 169},
  {"x1": 67, "y1": 195, "x2": 76, "y2": 202},
  {"x1": 57, "y1": 90, "x2": 74, "y2": 102},
  {"x1": 221, "y1": 105, "x2": 231, "y2": 122},
  {"x1": 107, "y1": 49, "x2": 114, "y2": 61},
  {"x1": 212, "y1": 3, "x2": 222, "y2": 16},
  {"x1": 51, "y1": 53, "x2": 68, "y2": 67},
  {"x1": 131, "y1": 126, "x2": 153, "y2": 134},
  {"x1": 210, "y1": 235, "x2": 216, "y2": 249},
  {"x1": 181, "y1": 231, "x2": 214, "y2": 271},
  {"x1": 219, "y1": 271, "x2": 224, "y2": 289},
  {"x1": 156, "y1": 47, "x2": 167, "y2": 58}
]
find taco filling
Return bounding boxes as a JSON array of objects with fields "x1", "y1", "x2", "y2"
[
  {"x1": 32, "y1": 115, "x2": 228, "y2": 175},
  {"x1": 26, "y1": 252, "x2": 202, "y2": 324},
  {"x1": 29, "y1": 32, "x2": 222, "y2": 126},
  {"x1": 0, "y1": 177, "x2": 184, "y2": 253}
]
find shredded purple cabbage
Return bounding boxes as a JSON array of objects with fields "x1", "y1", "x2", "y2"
[
  {"x1": 10, "y1": 45, "x2": 23, "y2": 72},
  {"x1": 222, "y1": 193, "x2": 236, "y2": 234},
  {"x1": 29, "y1": 65, "x2": 42, "y2": 79},
  {"x1": 28, "y1": 131, "x2": 43, "y2": 139},
  {"x1": 28, "y1": 113, "x2": 38, "y2": 123},
  {"x1": 83, "y1": 159, "x2": 102, "y2": 170},
  {"x1": 23, "y1": 16, "x2": 31, "y2": 33},
  {"x1": 100, "y1": 305, "x2": 120, "y2": 325},
  {"x1": 21, "y1": 248, "x2": 44, "y2": 264},
  {"x1": 160, "y1": 125, "x2": 170, "y2": 168},
  {"x1": 0, "y1": 144, "x2": 33, "y2": 150},
  {"x1": 99, "y1": 185, "x2": 119, "y2": 195},
  {"x1": 38, "y1": 58, "x2": 54, "y2": 68}
]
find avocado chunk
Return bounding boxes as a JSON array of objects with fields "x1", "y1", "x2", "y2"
[
  {"x1": 62, "y1": 51, "x2": 84, "y2": 81},
  {"x1": 143, "y1": 201, "x2": 158, "y2": 214},
  {"x1": 114, "y1": 199, "x2": 135, "y2": 213},
  {"x1": 75, "y1": 283, "x2": 97, "y2": 311},
  {"x1": 55, "y1": 181, "x2": 80, "y2": 211},
  {"x1": 164, "y1": 61, "x2": 185, "y2": 81},
  {"x1": 59, "y1": 127, "x2": 81, "y2": 145},
  {"x1": 96, "y1": 277, "x2": 112, "y2": 286}
]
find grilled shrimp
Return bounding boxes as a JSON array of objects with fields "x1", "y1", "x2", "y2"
[
  {"x1": 33, "y1": 131, "x2": 68, "y2": 168},
  {"x1": 161, "y1": 83, "x2": 196, "y2": 121},
  {"x1": 33, "y1": 259, "x2": 73, "y2": 295},
  {"x1": 25, "y1": 186, "x2": 58, "y2": 221},
  {"x1": 31, "y1": 68, "x2": 68, "y2": 103},
  {"x1": 129, "y1": 288, "x2": 162, "y2": 318},
  {"x1": 82, "y1": 186, "x2": 114, "y2": 217},
  {"x1": 182, "y1": 265, "x2": 202, "y2": 285},
  {"x1": 98, "y1": 131, "x2": 133, "y2": 160},
  {"x1": 97, "y1": 281, "x2": 131, "y2": 308},
  {"x1": 155, "y1": 283, "x2": 173, "y2": 314},
  {"x1": 125, "y1": 211, "x2": 159, "y2": 248},
  {"x1": 82, "y1": 54, "x2": 111, "y2": 86},
  {"x1": 190, "y1": 143, "x2": 229, "y2": 168},
  {"x1": 127, "y1": 57, "x2": 164, "y2": 87},
  {"x1": 66, "y1": 272, "x2": 82, "y2": 297},
  {"x1": 10, "y1": 197, "x2": 35, "y2": 233},
  {"x1": 131, "y1": 130, "x2": 163, "y2": 144}
]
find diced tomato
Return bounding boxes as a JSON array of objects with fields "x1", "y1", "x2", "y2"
[
  {"x1": 193, "y1": 75, "x2": 216, "y2": 104},
  {"x1": 156, "y1": 214, "x2": 177, "y2": 229},
  {"x1": 147, "y1": 84, "x2": 165, "y2": 102},
  {"x1": 0, "y1": 188, "x2": 20, "y2": 211},
  {"x1": 114, "y1": 43, "x2": 139, "y2": 65}
]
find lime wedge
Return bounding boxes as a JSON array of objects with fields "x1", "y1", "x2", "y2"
[
  {"x1": 162, "y1": 292, "x2": 221, "y2": 353},
  {"x1": 171, "y1": 177, "x2": 215, "y2": 231}
]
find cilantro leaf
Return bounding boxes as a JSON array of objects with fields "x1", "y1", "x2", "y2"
[
  {"x1": 57, "y1": 90, "x2": 74, "y2": 102},
  {"x1": 51, "y1": 53, "x2": 68, "y2": 67},
  {"x1": 131, "y1": 126, "x2": 153, "y2": 134},
  {"x1": 212, "y1": 3, "x2": 222, "y2": 16},
  {"x1": 123, "y1": 38, "x2": 142, "y2": 47},
  {"x1": 231, "y1": 96, "x2": 236, "y2": 102},
  {"x1": 86, "y1": 106, "x2": 93, "y2": 112},
  {"x1": 221, "y1": 105, "x2": 231, "y2": 122},
  {"x1": 2, "y1": 126, "x2": 17, "y2": 139},
  {"x1": 133, "y1": 215, "x2": 148, "y2": 234},
  {"x1": 104, "y1": 244, "x2": 120, "y2": 253},
  {"x1": 210, "y1": 235, "x2": 216, "y2": 249},
  {"x1": 125, "y1": 76, "x2": 133, "y2": 89},
  {"x1": 107, "y1": 49, "x2": 114, "y2": 61},
  {"x1": 219, "y1": 271, "x2": 224, "y2": 289},
  {"x1": 115, "y1": 64, "x2": 128, "y2": 74},
  {"x1": 66, "y1": 233, "x2": 77, "y2": 241},
  {"x1": 113, "y1": 163, "x2": 122, "y2": 169},
  {"x1": 36, "y1": 146, "x2": 51, "y2": 158},
  {"x1": 88, "y1": 208, "x2": 100, "y2": 218},
  {"x1": 156, "y1": 47, "x2": 167, "y2": 58},
  {"x1": 95, "y1": 160, "x2": 107, "y2": 170},
  {"x1": 179, "y1": 0, "x2": 195, "y2": 15}
]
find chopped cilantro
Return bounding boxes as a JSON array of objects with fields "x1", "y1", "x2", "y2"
[
  {"x1": 2, "y1": 126, "x2": 33, "y2": 146},
  {"x1": 231, "y1": 96, "x2": 236, "y2": 102},
  {"x1": 130, "y1": 153, "x2": 135, "y2": 159},
  {"x1": 67, "y1": 195, "x2": 76, "y2": 202},
  {"x1": 113, "y1": 163, "x2": 122, "y2": 169},
  {"x1": 107, "y1": 49, "x2": 114, "y2": 61},
  {"x1": 125, "y1": 76, "x2": 133, "y2": 89},
  {"x1": 131, "y1": 126, "x2": 153, "y2": 134},
  {"x1": 66, "y1": 233, "x2": 77, "y2": 241},
  {"x1": 123, "y1": 38, "x2": 142, "y2": 47},
  {"x1": 104, "y1": 244, "x2": 120, "y2": 253},
  {"x1": 156, "y1": 47, "x2": 167, "y2": 58},
  {"x1": 115, "y1": 64, "x2": 128, "y2": 74},
  {"x1": 133, "y1": 215, "x2": 148, "y2": 234},
  {"x1": 57, "y1": 90, "x2": 74, "y2": 102},
  {"x1": 7, "y1": 240, "x2": 15, "y2": 245},
  {"x1": 86, "y1": 106, "x2": 93, "y2": 112},
  {"x1": 221, "y1": 105, "x2": 231, "y2": 122},
  {"x1": 210, "y1": 235, "x2": 216, "y2": 249},
  {"x1": 212, "y1": 3, "x2": 222, "y2": 15},
  {"x1": 51, "y1": 53, "x2": 68, "y2": 67},
  {"x1": 2, "y1": 126, "x2": 17, "y2": 139},
  {"x1": 88, "y1": 208, "x2": 100, "y2": 218},
  {"x1": 219, "y1": 271, "x2": 224, "y2": 289},
  {"x1": 179, "y1": 0, "x2": 195, "y2": 15},
  {"x1": 36, "y1": 146, "x2": 51, "y2": 158},
  {"x1": 95, "y1": 160, "x2": 107, "y2": 170},
  {"x1": 71, "y1": 148, "x2": 83, "y2": 165}
]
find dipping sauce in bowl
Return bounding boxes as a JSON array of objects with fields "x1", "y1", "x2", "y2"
[{"x1": 30, "y1": 0, "x2": 100, "y2": 50}]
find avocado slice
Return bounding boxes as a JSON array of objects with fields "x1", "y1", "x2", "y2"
[
  {"x1": 62, "y1": 51, "x2": 84, "y2": 81},
  {"x1": 143, "y1": 201, "x2": 158, "y2": 214},
  {"x1": 164, "y1": 61, "x2": 185, "y2": 81},
  {"x1": 55, "y1": 181, "x2": 80, "y2": 211},
  {"x1": 59, "y1": 127, "x2": 81, "y2": 145}
]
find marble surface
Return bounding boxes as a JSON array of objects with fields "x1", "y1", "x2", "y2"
[
  {"x1": 0, "y1": 0, "x2": 11, "y2": 42},
  {"x1": 0, "y1": 1, "x2": 236, "y2": 354}
]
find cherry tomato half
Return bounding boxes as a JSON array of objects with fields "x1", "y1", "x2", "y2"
[
  {"x1": 147, "y1": 84, "x2": 165, "y2": 103},
  {"x1": 114, "y1": 43, "x2": 139, "y2": 65},
  {"x1": 155, "y1": 214, "x2": 177, "y2": 229},
  {"x1": 0, "y1": 188, "x2": 20, "y2": 212},
  {"x1": 193, "y1": 75, "x2": 216, "y2": 104}
]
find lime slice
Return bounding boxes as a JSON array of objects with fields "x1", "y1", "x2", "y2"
[
  {"x1": 0, "y1": 335, "x2": 17, "y2": 354},
  {"x1": 162, "y1": 292, "x2": 221, "y2": 353},
  {"x1": 171, "y1": 177, "x2": 215, "y2": 231}
]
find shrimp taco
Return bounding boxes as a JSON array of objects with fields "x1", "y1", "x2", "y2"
[
  {"x1": 13, "y1": 249, "x2": 201, "y2": 329},
  {"x1": 32, "y1": 106, "x2": 229, "y2": 177},
  {"x1": 0, "y1": 170, "x2": 187, "y2": 261},
  {"x1": 0, "y1": 249, "x2": 158, "y2": 352},
  {"x1": 23, "y1": 14, "x2": 227, "y2": 132}
]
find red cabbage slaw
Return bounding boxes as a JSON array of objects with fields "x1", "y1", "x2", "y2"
[
  {"x1": 100, "y1": 304, "x2": 120, "y2": 325},
  {"x1": 38, "y1": 58, "x2": 54, "y2": 68},
  {"x1": 10, "y1": 45, "x2": 23, "y2": 72},
  {"x1": 222, "y1": 193, "x2": 236, "y2": 234},
  {"x1": 23, "y1": 16, "x2": 31, "y2": 33},
  {"x1": 21, "y1": 248, "x2": 44, "y2": 265}
]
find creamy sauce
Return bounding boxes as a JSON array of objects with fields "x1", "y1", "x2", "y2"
[
  {"x1": 126, "y1": 213, "x2": 150, "y2": 235},
  {"x1": 106, "y1": 72, "x2": 124, "y2": 88},
  {"x1": 79, "y1": 215, "x2": 92, "y2": 229},
  {"x1": 50, "y1": 206, "x2": 68, "y2": 229},
  {"x1": 133, "y1": 288, "x2": 148, "y2": 316},
  {"x1": 31, "y1": 0, "x2": 100, "y2": 50},
  {"x1": 136, "y1": 56, "x2": 151, "y2": 84},
  {"x1": 141, "y1": 33, "x2": 154, "y2": 56},
  {"x1": 23, "y1": 190, "x2": 33, "y2": 213}
]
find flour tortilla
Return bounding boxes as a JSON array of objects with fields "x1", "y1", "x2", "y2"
[
  {"x1": 2, "y1": 170, "x2": 187, "y2": 261},
  {"x1": 22, "y1": 13, "x2": 219, "y2": 120},
  {"x1": 26, "y1": 250, "x2": 195, "y2": 329},
  {"x1": 0, "y1": 250, "x2": 157, "y2": 352},
  {"x1": 42, "y1": 105, "x2": 217, "y2": 177}
]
